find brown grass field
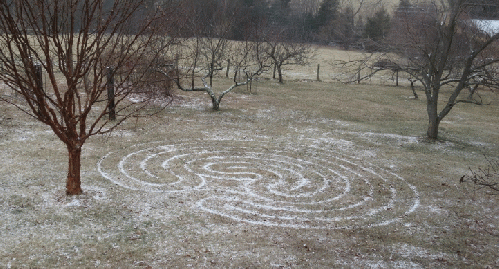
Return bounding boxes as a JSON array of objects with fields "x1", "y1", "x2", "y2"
[{"x1": 0, "y1": 46, "x2": 498, "y2": 268}]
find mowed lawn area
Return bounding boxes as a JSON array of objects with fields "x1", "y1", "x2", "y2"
[{"x1": 0, "y1": 46, "x2": 498, "y2": 268}]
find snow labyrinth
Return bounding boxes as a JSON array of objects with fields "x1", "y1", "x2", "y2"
[{"x1": 98, "y1": 140, "x2": 419, "y2": 229}]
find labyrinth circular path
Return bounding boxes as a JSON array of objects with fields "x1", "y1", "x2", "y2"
[{"x1": 98, "y1": 139, "x2": 419, "y2": 229}]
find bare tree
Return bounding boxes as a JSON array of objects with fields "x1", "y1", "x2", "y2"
[
  {"x1": 0, "y1": 0, "x2": 177, "y2": 195},
  {"x1": 151, "y1": 2, "x2": 272, "y2": 111},
  {"x1": 163, "y1": 39, "x2": 270, "y2": 111},
  {"x1": 263, "y1": 29, "x2": 313, "y2": 83},
  {"x1": 197, "y1": 25, "x2": 231, "y2": 88},
  {"x1": 387, "y1": 0, "x2": 499, "y2": 140},
  {"x1": 331, "y1": 52, "x2": 402, "y2": 85}
]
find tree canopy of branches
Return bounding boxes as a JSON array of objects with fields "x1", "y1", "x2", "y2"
[
  {"x1": 156, "y1": 0, "x2": 312, "y2": 109},
  {"x1": 172, "y1": 40, "x2": 269, "y2": 111},
  {"x1": 0, "y1": 0, "x2": 177, "y2": 195},
  {"x1": 387, "y1": 0, "x2": 499, "y2": 140},
  {"x1": 460, "y1": 157, "x2": 499, "y2": 195},
  {"x1": 263, "y1": 33, "x2": 312, "y2": 84},
  {"x1": 167, "y1": 16, "x2": 271, "y2": 111}
]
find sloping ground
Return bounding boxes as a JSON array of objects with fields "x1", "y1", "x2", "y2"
[{"x1": 0, "y1": 62, "x2": 498, "y2": 267}]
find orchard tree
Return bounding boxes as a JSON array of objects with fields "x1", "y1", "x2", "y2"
[
  {"x1": 263, "y1": 29, "x2": 313, "y2": 83},
  {"x1": 154, "y1": 1, "x2": 272, "y2": 111},
  {"x1": 164, "y1": 39, "x2": 270, "y2": 111},
  {"x1": 387, "y1": 0, "x2": 499, "y2": 140},
  {"x1": 0, "y1": 0, "x2": 178, "y2": 195}
]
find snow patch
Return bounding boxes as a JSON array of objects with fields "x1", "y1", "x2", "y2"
[
  {"x1": 472, "y1": 20, "x2": 499, "y2": 35},
  {"x1": 65, "y1": 198, "x2": 82, "y2": 207}
]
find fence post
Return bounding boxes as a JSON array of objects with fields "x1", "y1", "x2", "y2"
[
  {"x1": 31, "y1": 63, "x2": 45, "y2": 116},
  {"x1": 316, "y1": 64, "x2": 320, "y2": 82},
  {"x1": 395, "y1": 69, "x2": 399, "y2": 86},
  {"x1": 107, "y1": 67, "x2": 116, "y2": 121},
  {"x1": 34, "y1": 64, "x2": 43, "y2": 92},
  {"x1": 246, "y1": 73, "x2": 249, "y2": 92},
  {"x1": 33, "y1": 64, "x2": 43, "y2": 110},
  {"x1": 226, "y1": 59, "x2": 230, "y2": 78}
]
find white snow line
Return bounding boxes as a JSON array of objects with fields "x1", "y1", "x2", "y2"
[{"x1": 97, "y1": 140, "x2": 420, "y2": 229}]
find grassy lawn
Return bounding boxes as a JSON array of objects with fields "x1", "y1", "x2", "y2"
[{"x1": 0, "y1": 47, "x2": 498, "y2": 268}]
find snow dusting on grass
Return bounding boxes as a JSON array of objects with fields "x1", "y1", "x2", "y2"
[{"x1": 0, "y1": 58, "x2": 498, "y2": 267}]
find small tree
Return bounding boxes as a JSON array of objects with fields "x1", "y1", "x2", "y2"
[
  {"x1": 154, "y1": 2, "x2": 272, "y2": 111},
  {"x1": 387, "y1": 0, "x2": 499, "y2": 140},
  {"x1": 263, "y1": 28, "x2": 313, "y2": 84},
  {"x1": 164, "y1": 39, "x2": 270, "y2": 111},
  {"x1": 0, "y1": 0, "x2": 176, "y2": 195}
]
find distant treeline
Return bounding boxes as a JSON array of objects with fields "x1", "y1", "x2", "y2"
[
  {"x1": 158, "y1": 0, "x2": 499, "y2": 46},
  {"x1": 14, "y1": 0, "x2": 498, "y2": 46}
]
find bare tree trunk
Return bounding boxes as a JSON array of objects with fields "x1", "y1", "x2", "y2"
[
  {"x1": 211, "y1": 97, "x2": 220, "y2": 111},
  {"x1": 192, "y1": 44, "x2": 199, "y2": 89},
  {"x1": 248, "y1": 75, "x2": 252, "y2": 93},
  {"x1": 427, "y1": 98, "x2": 440, "y2": 140},
  {"x1": 66, "y1": 145, "x2": 82, "y2": 195},
  {"x1": 209, "y1": 62, "x2": 214, "y2": 87},
  {"x1": 410, "y1": 81, "x2": 418, "y2": 99},
  {"x1": 468, "y1": 84, "x2": 479, "y2": 101},
  {"x1": 427, "y1": 118, "x2": 440, "y2": 140}
]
